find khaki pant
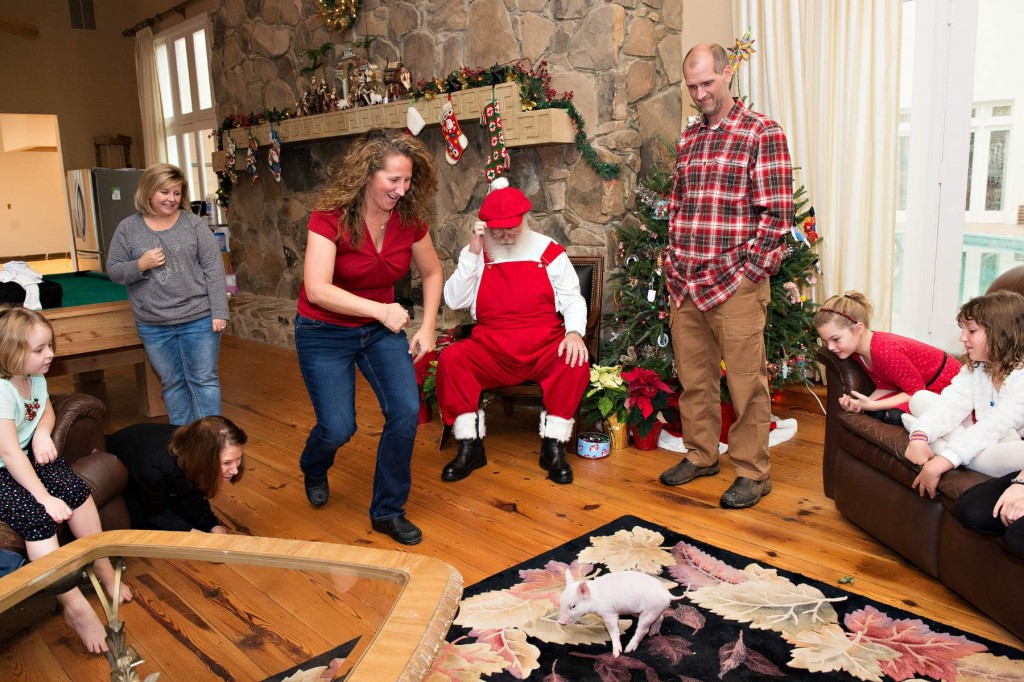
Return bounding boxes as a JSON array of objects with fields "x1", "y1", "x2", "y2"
[{"x1": 670, "y1": 277, "x2": 771, "y2": 480}]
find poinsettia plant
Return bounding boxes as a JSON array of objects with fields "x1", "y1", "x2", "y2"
[
  {"x1": 415, "y1": 328, "x2": 457, "y2": 410},
  {"x1": 582, "y1": 364, "x2": 628, "y2": 427},
  {"x1": 622, "y1": 366, "x2": 675, "y2": 437}
]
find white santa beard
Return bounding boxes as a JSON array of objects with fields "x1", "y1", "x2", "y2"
[{"x1": 483, "y1": 225, "x2": 533, "y2": 261}]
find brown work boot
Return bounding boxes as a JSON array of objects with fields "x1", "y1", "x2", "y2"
[
  {"x1": 720, "y1": 477, "x2": 772, "y2": 509},
  {"x1": 659, "y1": 458, "x2": 720, "y2": 486}
]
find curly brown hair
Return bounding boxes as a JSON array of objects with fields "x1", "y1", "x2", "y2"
[
  {"x1": 957, "y1": 290, "x2": 1024, "y2": 384},
  {"x1": 314, "y1": 129, "x2": 438, "y2": 249},
  {"x1": 169, "y1": 416, "x2": 247, "y2": 498}
]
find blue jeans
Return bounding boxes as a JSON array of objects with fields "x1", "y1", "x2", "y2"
[
  {"x1": 294, "y1": 315, "x2": 419, "y2": 522},
  {"x1": 136, "y1": 316, "x2": 222, "y2": 426}
]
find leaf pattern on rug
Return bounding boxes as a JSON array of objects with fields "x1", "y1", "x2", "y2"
[
  {"x1": 456, "y1": 589, "x2": 552, "y2": 630},
  {"x1": 687, "y1": 564, "x2": 845, "y2": 635},
  {"x1": 576, "y1": 525, "x2": 675, "y2": 573},
  {"x1": 788, "y1": 623, "x2": 904, "y2": 681},
  {"x1": 955, "y1": 652, "x2": 1024, "y2": 679},
  {"x1": 669, "y1": 538, "x2": 748, "y2": 589},
  {"x1": 427, "y1": 637, "x2": 510, "y2": 681},
  {"x1": 519, "y1": 611, "x2": 631, "y2": 646},
  {"x1": 644, "y1": 633, "x2": 695, "y2": 665},
  {"x1": 844, "y1": 606, "x2": 988, "y2": 681},
  {"x1": 507, "y1": 560, "x2": 594, "y2": 605},
  {"x1": 664, "y1": 602, "x2": 706, "y2": 634},
  {"x1": 470, "y1": 628, "x2": 541, "y2": 679},
  {"x1": 430, "y1": 520, "x2": 1024, "y2": 681},
  {"x1": 719, "y1": 631, "x2": 786, "y2": 678}
]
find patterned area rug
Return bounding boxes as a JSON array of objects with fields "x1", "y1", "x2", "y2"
[{"x1": 428, "y1": 515, "x2": 1024, "y2": 681}]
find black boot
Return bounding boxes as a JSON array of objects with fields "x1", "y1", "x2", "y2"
[
  {"x1": 442, "y1": 438, "x2": 487, "y2": 481},
  {"x1": 539, "y1": 437, "x2": 573, "y2": 484}
]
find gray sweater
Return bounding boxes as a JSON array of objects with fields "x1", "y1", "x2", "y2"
[{"x1": 106, "y1": 211, "x2": 229, "y2": 325}]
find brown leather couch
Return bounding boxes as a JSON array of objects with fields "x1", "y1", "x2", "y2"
[
  {"x1": 817, "y1": 267, "x2": 1024, "y2": 641},
  {"x1": 0, "y1": 393, "x2": 130, "y2": 556}
]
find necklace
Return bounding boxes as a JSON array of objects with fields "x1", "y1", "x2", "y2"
[
  {"x1": 12, "y1": 377, "x2": 39, "y2": 421},
  {"x1": 371, "y1": 209, "x2": 393, "y2": 232}
]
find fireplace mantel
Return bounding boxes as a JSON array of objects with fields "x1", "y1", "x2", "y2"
[{"x1": 218, "y1": 82, "x2": 575, "y2": 154}]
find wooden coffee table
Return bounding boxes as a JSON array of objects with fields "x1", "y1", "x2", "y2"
[{"x1": 0, "y1": 530, "x2": 462, "y2": 681}]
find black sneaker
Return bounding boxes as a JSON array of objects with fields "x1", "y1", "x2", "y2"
[{"x1": 371, "y1": 515, "x2": 423, "y2": 545}]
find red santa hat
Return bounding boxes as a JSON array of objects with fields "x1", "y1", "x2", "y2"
[{"x1": 479, "y1": 177, "x2": 531, "y2": 229}]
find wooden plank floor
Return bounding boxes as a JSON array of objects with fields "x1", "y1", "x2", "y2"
[{"x1": 23, "y1": 334, "x2": 1024, "y2": 670}]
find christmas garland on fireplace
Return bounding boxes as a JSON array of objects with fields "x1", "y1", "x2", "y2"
[{"x1": 408, "y1": 61, "x2": 620, "y2": 181}]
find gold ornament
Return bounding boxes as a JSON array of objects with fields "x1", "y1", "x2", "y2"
[{"x1": 317, "y1": 0, "x2": 361, "y2": 33}]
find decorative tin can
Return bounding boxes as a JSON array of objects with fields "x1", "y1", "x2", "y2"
[{"x1": 576, "y1": 432, "x2": 611, "y2": 459}]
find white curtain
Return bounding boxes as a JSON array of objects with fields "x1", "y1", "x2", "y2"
[
  {"x1": 731, "y1": 1, "x2": 900, "y2": 329},
  {"x1": 135, "y1": 27, "x2": 167, "y2": 167}
]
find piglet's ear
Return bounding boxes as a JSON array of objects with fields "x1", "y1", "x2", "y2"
[
  {"x1": 578, "y1": 582, "x2": 591, "y2": 599},
  {"x1": 564, "y1": 568, "x2": 573, "y2": 584}
]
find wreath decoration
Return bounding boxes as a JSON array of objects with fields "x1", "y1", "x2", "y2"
[{"x1": 316, "y1": 0, "x2": 360, "y2": 33}]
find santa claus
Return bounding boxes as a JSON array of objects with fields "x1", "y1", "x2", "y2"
[{"x1": 436, "y1": 179, "x2": 590, "y2": 484}]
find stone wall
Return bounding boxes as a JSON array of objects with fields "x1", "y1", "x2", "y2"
[{"x1": 209, "y1": 0, "x2": 682, "y2": 327}]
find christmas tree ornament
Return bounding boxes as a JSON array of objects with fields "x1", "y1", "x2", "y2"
[
  {"x1": 438, "y1": 95, "x2": 468, "y2": 165},
  {"x1": 406, "y1": 104, "x2": 426, "y2": 136},
  {"x1": 268, "y1": 124, "x2": 282, "y2": 182},
  {"x1": 480, "y1": 99, "x2": 511, "y2": 182},
  {"x1": 246, "y1": 128, "x2": 259, "y2": 183}
]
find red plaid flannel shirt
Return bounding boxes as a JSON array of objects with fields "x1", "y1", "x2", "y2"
[{"x1": 664, "y1": 100, "x2": 793, "y2": 312}]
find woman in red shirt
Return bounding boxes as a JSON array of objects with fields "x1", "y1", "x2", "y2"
[
  {"x1": 295, "y1": 129, "x2": 442, "y2": 545},
  {"x1": 815, "y1": 291, "x2": 961, "y2": 425}
]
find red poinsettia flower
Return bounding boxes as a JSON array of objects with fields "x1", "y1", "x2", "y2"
[
  {"x1": 621, "y1": 367, "x2": 673, "y2": 420},
  {"x1": 414, "y1": 350, "x2": 439, "y2": 388}
]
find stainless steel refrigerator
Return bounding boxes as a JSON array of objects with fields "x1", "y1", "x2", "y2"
[{"x1": 67, "y1": 168, "x2": 144, "y2": 272}]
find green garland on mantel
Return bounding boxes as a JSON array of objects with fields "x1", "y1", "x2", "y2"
[
  {"x1": 409, "y1": 61, "x2": 620, "y2": 181},
  {"x1": 213, "y1": 62, "x2": 620, "y2": 208}
]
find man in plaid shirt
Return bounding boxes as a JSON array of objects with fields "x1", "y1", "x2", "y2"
[{"x1": 659, "y1": 43, "x2": 793, "y2": 509}]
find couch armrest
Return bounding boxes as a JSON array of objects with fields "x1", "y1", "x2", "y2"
[
  {"x1": 49, "y1": 393, "x2": 107, "y2": 467},
  {"x1": 70, "y1": 449, "x2": 128, "y2": 509},
  {"x1": 816, "y1": 347, "x2": 876, "y2": 399}
]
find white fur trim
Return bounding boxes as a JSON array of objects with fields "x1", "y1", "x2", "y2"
[
  {"x1": 406, "y1": 105, "x2": 426, "y2": 136},
  {"x1": 540, "y1": 411, "x2": 574, "y2": 442},
  {"x1": 453, "y1": 410, "x2": 486, "y2": 440},
  {"x1": 490, "y1": 177, "x2": 509, "y2": 191}
]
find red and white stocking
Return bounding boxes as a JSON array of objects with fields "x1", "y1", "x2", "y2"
[{"x1": 439, "y1": 96, "x2": 468, "y2": 165}]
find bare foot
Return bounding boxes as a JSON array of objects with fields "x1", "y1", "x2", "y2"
[
  {"x1": 61, "y1": 593, "x2": 108, "y2": 653},
  {"x1": 92, "y1": 558, "x2": 134, "y2": 603}
]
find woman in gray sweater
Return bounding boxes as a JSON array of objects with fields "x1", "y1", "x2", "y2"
[{"x1": 107, "y1": 163, "x2": 228, "y2": 425}]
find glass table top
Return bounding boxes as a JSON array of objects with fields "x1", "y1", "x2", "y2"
[{"x1": 0, "y1": 531, "x2": 462, "y2": 681}]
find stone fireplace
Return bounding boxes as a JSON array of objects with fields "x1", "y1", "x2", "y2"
[{"x1": 209, "y1": 0, "x2": 682, "y2": 346}]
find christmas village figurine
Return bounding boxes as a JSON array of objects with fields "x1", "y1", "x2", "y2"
[
  {"x1": 335, "y1": 48, "x2": 366, "y2": 102},
  {"x1": 297, "y1": 75, "x2": 342, "y2": 116},
  {"x1": 384, "y1": 61, "x2": 412, "y2": 101}
]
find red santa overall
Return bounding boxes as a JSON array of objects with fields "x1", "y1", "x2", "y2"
[{"x1": 436, "y1": 183, "x2": 590, "y2": 484}]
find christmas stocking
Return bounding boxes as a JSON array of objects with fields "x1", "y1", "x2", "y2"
[
  {"x1": 439, "y1": 96, "x2": 467, "y2": 165},
  {"x1": 246, "y1": 128, "x2": 259, "y2": 183},
  {"x1": 406, "y1": 104, "x2": 426, "y2": 136},
  {"x1": 268, "y1": 124, "x2": 282, "y2": 182},
  {"x1": 481, "y1": 99, "x2": 510, "y2": 182}
]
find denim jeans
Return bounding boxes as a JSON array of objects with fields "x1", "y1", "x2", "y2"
[
  {"x1": 294, "y1": 315, "x2": 419, "y2": 521},
  {"x1": 136, "y1": 315, "x2": 222, "y2": 426}
]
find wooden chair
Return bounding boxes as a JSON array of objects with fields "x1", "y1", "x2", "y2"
[{"x1": 439, "y1": 254, "x2": 604, "y2": 447}]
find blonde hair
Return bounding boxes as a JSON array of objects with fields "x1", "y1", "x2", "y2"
[
  {"x1": 135, "y1": 163, "x2": 190, "y2": 215},
  {"x1": 957, "y1": 290, "x2": 1024, "y2": 384},
  {"x1": 814, "y1": 291, "x2": 873, "y2": 331},
  {"x1": 314, "y1": 129, "x2": 437, "y2": 249},
  {"x1": 169, "y1": 415, "x2": 247, "y2": 498},
  {"x1": 0, "y1": 306, "x2": 55, "y2": 379}
]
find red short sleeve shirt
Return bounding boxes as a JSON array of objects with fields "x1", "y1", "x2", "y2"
[{"x1": 296, "y1": 210, "x2": 428, "y2": 327}]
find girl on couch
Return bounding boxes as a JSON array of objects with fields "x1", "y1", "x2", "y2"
[
  {"x1": 906, "y1": 290, "x2": 1024, "y2": 498},
  {"x1": 814, "y1": 291, "x2": 961, "y2": 425},
  {"x1": 0, "y1": 305, "x2": 133, "y2": 653}
]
